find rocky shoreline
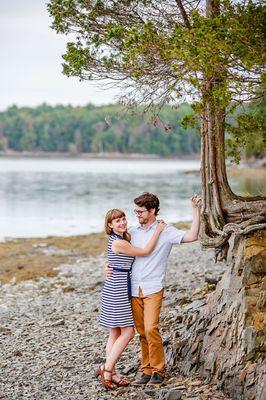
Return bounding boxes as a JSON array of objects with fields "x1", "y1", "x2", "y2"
[
  {"x1": 0, "y1": 151, "x2": 200, "y2": 160},
  {"x1": 0, "y1": 233, "x2": 108, "y2": 285},
  {"x1": 0, "y1": 224, "x2": 190, "y2": 285},
  {"x1": 0, "y1": 236, "x2": 233, "y2": 400}
]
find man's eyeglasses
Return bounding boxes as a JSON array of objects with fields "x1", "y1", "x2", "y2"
[{"x1": 134, "y1": 209, "x2": 148, "y2": 215}]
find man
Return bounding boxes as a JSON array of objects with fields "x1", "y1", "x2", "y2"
[{"x1": 106, "y1": 192, "x2": 201, "y2": 386}]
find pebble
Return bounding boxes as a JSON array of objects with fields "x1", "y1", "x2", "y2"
[
  {"x1": 164, "y1": 389, "x2": 183, "y2": 400},
  {"x1": 0, "y1": 242, "x2": 232, "y2": 399}
]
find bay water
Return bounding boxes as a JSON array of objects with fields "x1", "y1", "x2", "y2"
[{"x1": 0, "y1": 157, "x2": 264, "y2": 240}]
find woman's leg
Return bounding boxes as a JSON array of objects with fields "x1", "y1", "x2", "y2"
[
  {"x1": 106, "y1": 327, "x2": 121, "y2": 357},
  {"x1": 104, "y1": 326, "x2": 134, "y2": 375}
]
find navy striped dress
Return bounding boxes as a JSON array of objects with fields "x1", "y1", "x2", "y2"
[{"x1": 99, "y1": 233, "x2": 135, "y2": 328}]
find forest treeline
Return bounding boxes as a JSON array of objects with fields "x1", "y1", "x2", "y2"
[
  {"x1": 0, "y1": 102, "x2": 264, "y2": 157},
  {"x1": 0, "y1": 103, "x2": 200, "y2": 156}
]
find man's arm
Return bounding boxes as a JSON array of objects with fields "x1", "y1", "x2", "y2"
[
  {"x1": 105, "y1": 264, "x2": 113, "y2": 277},
  {"x1": 181, "y1": 195, "x2": 201, "y2": 243},
  {"x1": 104, "y1": 226, "x2": 136, "y2": 278}
]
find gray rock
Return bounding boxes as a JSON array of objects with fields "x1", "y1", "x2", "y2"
[
  {"x1": 144, "y1": 388, "x2": 157, "y2": 397},
  {"x1": 204, "y1": 275, "x2": 218, "y2": 285},
  {"x1": 184, "y1": 300, "x2": 206, "y2": 311},
  {"x1": 166, "y1": 388, "x2": 183, "y2": 400}
]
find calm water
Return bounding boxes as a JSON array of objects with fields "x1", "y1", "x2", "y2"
[{"x1": 0, "y1": 157, "x2": 264, "y2": 240}]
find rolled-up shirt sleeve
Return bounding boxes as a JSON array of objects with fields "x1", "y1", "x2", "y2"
[{"x1": 166, "y1": 225, "x2": 186, "y2": 244}]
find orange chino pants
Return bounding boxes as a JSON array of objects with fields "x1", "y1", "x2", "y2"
[{"x1": 131, "y1": 288, "x2": 165, "y2": 376}]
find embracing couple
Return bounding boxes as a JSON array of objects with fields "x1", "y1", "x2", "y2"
[{"x1": 95, "y1": 192, "x2": 201, "y2": 389}]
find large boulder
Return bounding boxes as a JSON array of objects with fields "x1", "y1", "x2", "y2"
[{"x1": 175, "y1": 231, "x2": 266, "y2": 400}]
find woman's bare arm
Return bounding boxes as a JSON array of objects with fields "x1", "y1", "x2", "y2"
[{"x1": 112, "y1": 220, "x2": 166, "y2": 256}]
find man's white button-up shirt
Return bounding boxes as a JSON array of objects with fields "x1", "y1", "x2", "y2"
[{"x1": 129, "y1": 221, "x2": 186, "y2": 297}]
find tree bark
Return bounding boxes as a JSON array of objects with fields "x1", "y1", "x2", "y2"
[
  {"x1": 194, "y1": 3, "x2": 266, "y2": 395},
  {"x1": 199, "y1": 0, "x2": 266, "y2": 261},
  {"x1": 199, "y1": 84, "x2": 266, "y2": 260}
]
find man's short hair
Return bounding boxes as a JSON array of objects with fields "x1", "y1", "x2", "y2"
[{"x1": 134, "y1": 192, "x2": 160, "y2": 216}]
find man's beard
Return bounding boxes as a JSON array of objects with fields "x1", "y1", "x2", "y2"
[{"x1": 139, "y1": 217, "x2": 150, "y2": 225}]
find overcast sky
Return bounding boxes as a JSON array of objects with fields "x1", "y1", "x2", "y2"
[{"x1": 0, "y1": 0, "x2": 119, "y2": 111}]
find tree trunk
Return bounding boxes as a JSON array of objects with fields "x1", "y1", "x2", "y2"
[
  {"x1": 175, "y1": 230, "x2": 266, "y2": 400},
  {"x1": 199, "y1": 1, "x2": 266, "y2": 261},
  {"x1": 189, "y1": 2, "x2": 266, "y2": 393},
  {"x1": 200, "y1": 93, "x2": 229, "y2": 254},
  {"x1": 199, "y1": 91, "x2": 266, "y2": 261}
]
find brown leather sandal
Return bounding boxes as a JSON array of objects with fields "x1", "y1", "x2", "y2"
[
  {"x1": 95, "y1": 365, "x2": 117, "y2": 390},
  {"x1": 112, "y1": 373, "x2": 130, "y2": 387}
]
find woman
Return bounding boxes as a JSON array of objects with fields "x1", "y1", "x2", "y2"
[{"x1": 96, "y1": 208, "x2": 166, "y2": 390}]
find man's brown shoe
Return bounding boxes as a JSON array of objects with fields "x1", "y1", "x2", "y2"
[
  {"x1": 132, "y1": 373, "x2": 151, "y2": 386},
  {"x1": 147, "y1": 371, "x2": 164, "y2": 386}
]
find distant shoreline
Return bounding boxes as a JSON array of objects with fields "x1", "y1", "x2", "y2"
[
  {"x1": 0, "y1": 151, "x2": 264, "y2": 167},
  {"x1": 0, "y1": 150, "x2": 200, "y2": 160}
]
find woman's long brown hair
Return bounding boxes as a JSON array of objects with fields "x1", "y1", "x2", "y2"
[{"x1": 105, "y1": 209, "x2": 131, "y2": 242}]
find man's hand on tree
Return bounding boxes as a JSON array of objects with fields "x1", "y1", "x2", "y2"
[
  {"x1": 104, "y1": 264, "x2": 113, "y2": 278},
  {"x1": 191, "y1": 194, "x2": 202, "y2": 209}
]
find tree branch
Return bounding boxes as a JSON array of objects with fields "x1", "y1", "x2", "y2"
[{"x1": 175, "y1": 0, "x2": 191, "y2": 28}]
